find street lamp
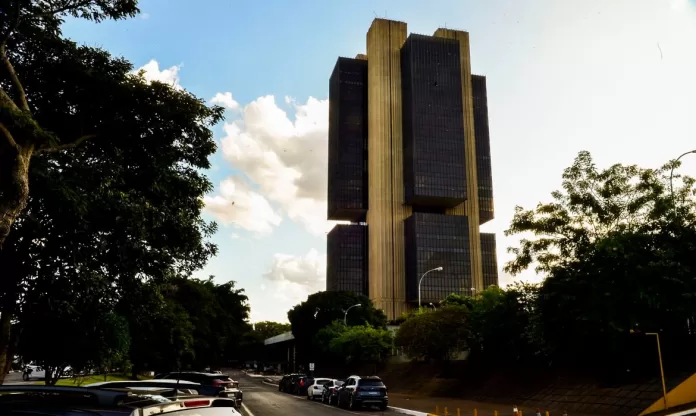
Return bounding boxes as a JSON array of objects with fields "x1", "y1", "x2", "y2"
[
  {"x1": 646, "y1": 332, "x2": 669, "y2": 411},
  {"x1": 428, "y1": 302, "x2": 437, "y2": 310},
  {"x1": 418, "y1": 266, "x2": 444, "y2": 309},
  {"x1": 631, "y1": 329, "x2": 668, "y2": 411},
  {"x1": 669, "y1": 150, "x2": 696, "y2": 207},
  {"x1": 343, "y1": 303, "x2": 361, "y2": 325}
]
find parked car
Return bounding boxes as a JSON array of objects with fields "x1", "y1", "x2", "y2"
[
  {"x1": 336, "y1": 375, "x2": 388, "y2": 411},
  {"x1": 293, "y1": 375, "x2": 311, "y2": 395},
  {"x1": 278, "y1": 373, "x2": 306, "y2": 393},
  {"x1": 306, "y1": 377, "x2": 332, "y2": 400},
  {"x1": 0, "y1": 383, "x2": 242, "y2": 415},
  {"x1": 153, "y1": 371, "x2": 242, "y2": 407},
  {"x1": 321, "y1": 379, "x2": 345, "y2": 405},
  {"x1": 22, "y1": 364, "x2": 72, "y2": 381}
]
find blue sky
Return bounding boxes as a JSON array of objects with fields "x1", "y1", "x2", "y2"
[{"x1": 62, "y1": 0, "x2": 696, "y2": 322}]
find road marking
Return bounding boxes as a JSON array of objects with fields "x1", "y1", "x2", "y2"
[{"x1": 241, "y1": 402, "x2": 255, "y2": 416}]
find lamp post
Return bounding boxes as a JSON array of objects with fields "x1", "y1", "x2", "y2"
[
  {"x1": 429, "y1": 302, "x2": 437, "y2": 310},
  {"x1": 669, "y1": 150, "x2": 696, "y2": 209},
  {"x1": 646, "y1": 332, "x2": 669, "y2": 411},
  {"x1": 631, "y1": 329, "x2": 668, "y2": 411},
  {"x1": 343, "y1": 304, "x2": 361, "y2": 325},
  {"x1": 418, "y1": 267, "x2": 443, "y2": 309}
]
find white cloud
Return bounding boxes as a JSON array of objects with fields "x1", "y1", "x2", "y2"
[
  {"x1": 210, "y1": 92, "x2": 240, "y2": 110},
  {"x1": 203, "y1": 176, "x2": 282, "y2": 236},
  {"x1": 207, "y1": 94, "x2": 346, "y2": 236},
  {"x1": 140, "y1": 12, "x2": 150, "y2": 20},
  {"x1": 134, "y1": 59, "x2": 181, "y2": 89},
  {"x1": 261, "y1": 248, "x2": 326, "y2": 308}
]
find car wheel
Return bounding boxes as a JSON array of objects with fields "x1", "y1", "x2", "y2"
[
  {"x1": 22, "y1": 373, "x2": 28, "y2": 381},
  {"x1": 379, "y1": 403, "x2": 388, "y2": 411}
]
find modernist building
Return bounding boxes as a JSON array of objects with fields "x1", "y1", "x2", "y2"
[{"x1": 326, "y1": 18, "x2": 498, "y2": 320}]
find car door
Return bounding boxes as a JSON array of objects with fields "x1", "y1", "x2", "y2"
[{"x1": 338, "y1": 378, "x2": 354, "y2": 404}]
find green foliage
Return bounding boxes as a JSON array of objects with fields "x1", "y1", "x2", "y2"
[
  {"x1": 253, "y1": 321, "x2": 291, "y2": 341},
  {"x1": 466, "y1": 284, "x2": 544, "y2": 364},
  {"x1": 329, "y1": 325, "x2": 393, "y2": 365},
  {"x1": 287, "y1": 291, "x2": 387, "y2": 367},
  {"x1": 394, "y1": 305, "x2": 469, "y2": 361},
  {"x1": 502, "y1": 151, "x2": 696, "y2": 367}
]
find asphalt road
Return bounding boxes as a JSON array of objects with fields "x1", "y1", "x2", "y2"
[
  {"x1": 229, "y1": 371, "x2": 395, "y2": 416},
  {"x1": 2, "y1": 372, "x2": 33, "y2": 385}
]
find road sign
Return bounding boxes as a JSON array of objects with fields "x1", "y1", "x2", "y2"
[{"x1": 309, "y1": 363, "x2": 315, "y2": 371}]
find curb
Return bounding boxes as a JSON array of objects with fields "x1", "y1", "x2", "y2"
[{"x1": 388, "y1": 406, "x2": 433, "y2": 416}]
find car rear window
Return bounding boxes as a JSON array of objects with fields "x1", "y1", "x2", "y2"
[
  {"x1": 359, "y1": 379, "x2": 385, "y2": 387},
  {"x1": 206, "y1": 375, "x2": 231, "y2": 381}
]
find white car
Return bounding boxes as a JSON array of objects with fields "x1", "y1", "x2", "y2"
[
  {"x1": 306, "y1": 377, "x2": 333, "y2": 400},
  {"x1": 22, "y1": 364, "x2": 72, "y2": 381}
]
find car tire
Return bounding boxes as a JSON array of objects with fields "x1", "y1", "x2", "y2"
[
  {"x1": 379, "y1": 403, "x2": 388, "y2": 411},
  {"x1": 22, "y1": 373, "x2": 29, "y2": 381}
]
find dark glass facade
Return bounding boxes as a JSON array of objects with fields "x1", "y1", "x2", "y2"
[
  {"x1": 401, "y1": 35, "x2": 466, "y2": 208},
  {"x1": 327, "y1": 57, "x2": 368, "y2": 221},
  {"x1": 326, "y1": 224, "x2": 368, "y2": 296},
  {"x1": 404, "y1": 213, "x2": 472, "y2": 303},
  {"x1": 480, "y1": 233, "x2": 499, "y2": 288},
  {"x1": 472, "y1": 75, "x2": 494, "y2": 224}
]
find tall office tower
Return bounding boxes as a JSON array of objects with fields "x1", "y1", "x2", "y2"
[{"x1": 326, "y1": 19, "x2": 497, "y2": 320}]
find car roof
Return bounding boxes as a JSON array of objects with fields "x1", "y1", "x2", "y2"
[{"x1": 86, "y1": 379, "x2": 202, "y2": 387}]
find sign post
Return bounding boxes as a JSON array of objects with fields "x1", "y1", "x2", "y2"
[{"x1": 309, "y1": 362, "x2": 315, "y2": 377}]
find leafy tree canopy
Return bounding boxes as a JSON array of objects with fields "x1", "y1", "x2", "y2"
[
  {"x1": 288, "y1": 291, "x2": 387, "y2": 366},
  {"x1": 394, "y1": 305, "x2": 468, "y2": 361},
  {"x1": 328, "y1": 324, "x2": 393, "y2": 366},
  {"x1": 0, "y1": 0, "x2": 142, "y2": 248}
]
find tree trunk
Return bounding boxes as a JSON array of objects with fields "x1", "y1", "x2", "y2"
[
  {"x1": 0, "y1": 141, "x2": 32, "y2": 249},
  {"x1": 0, "y1": 311, "x2": 12, "y2": 384}
]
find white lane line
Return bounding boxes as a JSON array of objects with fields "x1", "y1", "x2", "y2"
[{"x1": 241, "y1": 402, "x2": 255, "y2": 416}]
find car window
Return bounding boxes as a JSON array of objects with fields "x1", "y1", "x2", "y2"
[{"x1": 359, "y1": 379, "x2": 385, "y2": 387}]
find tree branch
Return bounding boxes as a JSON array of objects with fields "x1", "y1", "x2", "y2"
[
  {"x1": 33, "y1": 0, "x2": 96, "y2": 19},
  {"x1": 0, "y1": 0, "x2": 29, "y2": 112},
  {"x1": 0, "y1": 123, "x2": 19, "y2": 150},
  {"x1": 36, "y1": 134, "x2": 97, "y2": 153}
]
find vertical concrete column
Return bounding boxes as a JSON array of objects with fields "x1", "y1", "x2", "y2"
[{"x1": 366, "y1": 19, "x2": 408, "y2": 319}]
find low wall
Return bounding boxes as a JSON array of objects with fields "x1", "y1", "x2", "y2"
[{"x1": 376, "y1": 361, "x2": 695, "y2": 416}]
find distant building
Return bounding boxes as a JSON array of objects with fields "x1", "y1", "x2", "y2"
[{"x1": 326, "y1": 19, "x2": 498, "y2": 320}]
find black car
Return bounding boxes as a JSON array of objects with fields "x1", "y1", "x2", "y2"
[
  {"x1": 337, "y1": 376, "x2": 388, "y2": 411},
  {"x1": 278, "y1": 373, "x2": 306, "y2": 393},
  {"x1": 321, "y1": 379, "x2": 344, "y2": 405}
]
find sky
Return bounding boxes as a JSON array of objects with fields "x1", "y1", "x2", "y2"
[{"x1": 61, "y1": 0, "x2": 696, "y2": 323}]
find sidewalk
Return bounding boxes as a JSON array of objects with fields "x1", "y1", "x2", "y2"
[{"x1": 388, "y1": 393, "x2": 596, "y2": 416}]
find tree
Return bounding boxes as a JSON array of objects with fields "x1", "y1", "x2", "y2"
[
  {"x1": 394, "y1": 305, "x2": 469, "y2": 361},
  {"x1": 505, "y1": 151, "x2": 696, "y2": 369},
  {"x1": 466, "y1": 284, "x2": 543, "y2": 365},
  {"x1": 17, "y1": 272, "x2": 130, "y2": 384},
  {"x1": 116, "y1": 280, "x2": 195, "y2": 377},
  {"x1": 328, "y1": 325, "x2": 393, "y2": 366},
  {"x1": 0, "y1": 6, "x2": 223, "y2": 381},
  {"x1": 0, "y1": 0, "x2": 139, "y2": 248},
  {"x1": 504, "y1": 151, "x2": 694, "y2": 275},
  {"x1": 253, "y1": 321, "x2": 291, "y2": 341},
  {"x1": 163, "y1": 277, "x2": 251, "y2": 370},
  {"x1": 287, "y1": 291, "x2": 387, "y2": 370}
]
